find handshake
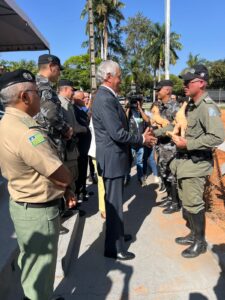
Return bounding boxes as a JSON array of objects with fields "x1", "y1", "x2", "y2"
[{"x1": 142, "y1": 127, "x2": 158, "y2": 147}]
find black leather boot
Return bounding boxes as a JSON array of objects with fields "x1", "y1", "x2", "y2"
[
  {"x1": 163, "y1": 183, "x2": 180, "y2": 214},
  {"x1": 182, "y1": 210, "x2": 207, "y2": 258},
  {"x1": 175, "y1": 211, "x2": 195, "y2": 245}
]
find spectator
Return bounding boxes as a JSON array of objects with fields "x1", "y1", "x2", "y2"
[{"x1": 73, "y1": 91, "x2": 92, "y2": 202}]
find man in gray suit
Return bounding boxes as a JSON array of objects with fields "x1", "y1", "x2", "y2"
[{"x1": 92, "y1": 60, "x2": 157, "y2": 260}]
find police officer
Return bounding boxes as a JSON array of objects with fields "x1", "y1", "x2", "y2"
[
  {"x1": 35, "y1": 54, "x2": 73, "y2": 160},
  {"x1": 153, "y1": 80, "x2": 181, "y2": 214},
  {"x1": 0, "y1": 69, "x2": 74, "y2": 300},
  {"x1": 58, "y1": 79, "x2": 87, "y2": 217},
  {"x1": 170, "y1": 65, "x2": 225, "y2": 258}
]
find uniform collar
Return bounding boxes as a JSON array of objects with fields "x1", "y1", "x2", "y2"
[
  {"x1": 36, "y1": 74, "x2": 54, "y2": 87},
  {"x1": 161, "y1": 98, "x2": 173, "y2": 108},
  {"x1": 5, "y1": 107, "x2": 32, "y2": 118},
  {"x1": 58, "y1": 94, "x2": 71, "y2": 103},
  {"x1": 193, "y1": 92, "x2": 208, "y2": 107}
]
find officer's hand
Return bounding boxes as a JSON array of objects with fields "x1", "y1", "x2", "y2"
[
  {"x1": 172, "y1": 135, "x2": 187, "y2": 149},
  {"x1": 65, "y1": 189, "x2": 77, "y2": 208},
  {"x1": 143, "y1": 127, "x2": 157, "y2": 147},
  {"x1": 64, "y1": 127, "x2": 73, "y2": 140}
]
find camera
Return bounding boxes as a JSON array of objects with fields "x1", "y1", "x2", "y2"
[{"x1": 125, "y1": 93, "x2": 143, "y2": 108}]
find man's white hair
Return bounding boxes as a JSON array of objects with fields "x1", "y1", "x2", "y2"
[
  {"x1": 0, "y1": 82, "x2": 33, "y2": 106},
  {"x1": 96, "y1": 60, "x2": 120, "y2": 84}
]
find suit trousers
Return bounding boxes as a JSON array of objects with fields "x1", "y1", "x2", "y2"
[
  {"x1": 103, "y1": 176, "x2": 125, "y2": 255},
  {"x1": 76, "y1": 153, "x2": 88, "y2": 196}
]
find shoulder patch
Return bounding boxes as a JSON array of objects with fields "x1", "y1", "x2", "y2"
[
  {"x1": 208, "y1": 107, "x2": 219, "y2": 117},
  {"x1": 41, "y1": 89, "x2": 52, "y2": 100},
  {"x1": 28, "y1": 132, "x2": 46, "y2": 147}
]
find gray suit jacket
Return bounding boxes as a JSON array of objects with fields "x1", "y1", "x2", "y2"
[{"x1": 92, "y1": 86, "x2": 143, "y2": 178}]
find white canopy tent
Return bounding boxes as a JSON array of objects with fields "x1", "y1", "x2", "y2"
[{"x1": 0, "y1": 0, "x2": 49, "y2": 52}]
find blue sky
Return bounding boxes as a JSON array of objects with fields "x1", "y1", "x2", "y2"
[{"x1": 1, "y1": 0, "x2": 225, "y2": 75}]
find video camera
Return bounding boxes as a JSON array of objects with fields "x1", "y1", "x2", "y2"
[{"x1": 125, "y1": 92, "x2": 143, "y2": 109}]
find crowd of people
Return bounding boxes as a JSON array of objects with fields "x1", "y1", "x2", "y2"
[{"x1": 0, "y1": 56, "x2": 224, "y2": 300}]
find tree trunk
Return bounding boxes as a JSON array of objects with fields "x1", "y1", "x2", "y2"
[
  {"x1": 153, "y1": 69, "x2": 157, "y2": 102},
  {"x1": 103, "y1": 16, "x2": 108, "y2": 60},
  {"x1": 87, "y1": 0, "x2": 97, "y2": 91}
]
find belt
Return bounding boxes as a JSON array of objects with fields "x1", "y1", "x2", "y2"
[{"x1": 15, "y1": 198, "x2": 61, "y2": 208}]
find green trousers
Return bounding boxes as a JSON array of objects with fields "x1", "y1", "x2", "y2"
[
  {"x1": 9, "y1": 200, "x2": 60, "y2": 300},
  {"x1": 177, "y1": 177, "x2": 206, "y2": 214}
]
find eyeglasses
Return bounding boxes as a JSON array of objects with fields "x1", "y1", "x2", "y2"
[{"x1": 184, "y1": 80, "x2": 202, "y2": 87}]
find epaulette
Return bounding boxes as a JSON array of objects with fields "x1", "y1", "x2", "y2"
[
  {"x1": 203, "y1": 95, "x2": 213, "y2": 104},
  {"x1": 21, "y1": 117, "x2": 38, "y2": 128}
]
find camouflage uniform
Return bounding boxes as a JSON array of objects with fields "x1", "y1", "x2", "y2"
[
  {"x1": 155, "y1": 99, "x2": 180, "y2": 184},
  {"x1": 35, "y1": 74, "x2": 70, "y2": 160}
]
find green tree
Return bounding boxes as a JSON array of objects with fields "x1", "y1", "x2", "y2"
[
  {"x1": 145, "y1": 22, "x2": 182, "y2": 82},
  {"x1": 123, "y1": 13, "x2": 153, "y2": 92},
  {"x1": 186, "y1": 53, "x2": 206, "y2": 68},
  {"x1": 0, "y1": 59, "x2": 37, "y2": 74},
  {"x1": 62, "y1": 54, "x2": 101, "y2": 90},
  {"x1": 81, "y1": 0, "x2": 125, "y2": 60},
  {"x1": 208, "y1": 59, "x2": 225, "y2": 89}
]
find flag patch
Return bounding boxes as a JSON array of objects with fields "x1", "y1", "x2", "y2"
[{"x1": 29, "y1": 133, "x2": 46, "y2": 147}]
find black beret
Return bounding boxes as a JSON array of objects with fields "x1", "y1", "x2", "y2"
[
  {"x1": 58, "y1": 79, "x2": 74, "y2": 88},
  {"x1": 0, "y1": 69, "x2": 35, "y2": 91},
  {"x1": 154, "y1": 80, "x2": 173, "y2": 91},
  {"x1": 179, "y1": 64, "x2": 209, "y2": 82},
  {"x1": 38, "y1": 54, "x2": 64, "y2": 70}
]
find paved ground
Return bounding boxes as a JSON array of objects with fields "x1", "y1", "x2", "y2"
[{"x1": 53, "y1": 170, "x2": 225, "y2": 300}]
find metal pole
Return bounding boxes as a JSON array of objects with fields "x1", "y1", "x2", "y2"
[
  {"x1": 88, "y1": 0, "x2": 97, "y2": 92},
  {"x1": 165, "y1": 0, "x2": 170, "y2": 79}
]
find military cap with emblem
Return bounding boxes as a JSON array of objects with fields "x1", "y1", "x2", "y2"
[
  {"x1": 0, "y1": 69, "x2": 35, "y2": 91},
  {"x1": 154, "y1": 79, "x2": 173, "y2": 91},
  {"x1": 58, "y1": 79, "x2": 75, "y2": 88},
  {"x1": 38, "y1": 54, "x2": 64, "y2": 70},
  {"x1": 179, "y1": 64, "x2": 209, "y2": 82}
]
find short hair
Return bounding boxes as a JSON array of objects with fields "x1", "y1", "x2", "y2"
[
  {"x1": 0, "y1": 82, "x2": 33, "y2": 106},
  {"x1": 96, "y1": 60, "x2": 120, "y2": 84}
]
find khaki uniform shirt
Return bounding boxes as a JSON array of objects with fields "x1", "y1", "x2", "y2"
[
  {"x1": 170, "y1": 92, "x2": 225, "y2": 179},
  {"x1": 0, "y1": 107, "x2": 64, "y2": 203}
]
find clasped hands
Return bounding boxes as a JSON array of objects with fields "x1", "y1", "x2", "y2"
[
  {"x1": 143, "y1": 127, "x2": 157, "y2": 147},
  {"x1": 171, "y1": 135, "x2": 187, "y2": 149}
]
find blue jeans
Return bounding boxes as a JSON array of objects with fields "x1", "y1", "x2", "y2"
[
  {"x1": 131, "y1": 147, "x2": 144, "y2": 179},
  {"x1": 143, "y1": 147, "x2": 158, "y2": 176}
]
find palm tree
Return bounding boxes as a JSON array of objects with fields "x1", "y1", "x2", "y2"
[
  {"x1": 81, "y1": 0, "x2": 125, "y2": 60},
  {"x1": 186, "y1": 53, "x2": 206, "y2": 68},
  {"x1": 145, "y1": 22, "x2": 182, "y2": 82}
]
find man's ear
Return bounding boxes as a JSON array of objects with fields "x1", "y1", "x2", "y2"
[{"x1": 20, "y1": 91, "x2": 29, "y2": 104}]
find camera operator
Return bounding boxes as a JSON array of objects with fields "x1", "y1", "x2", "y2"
[{"x1": 124, "y1": 94, "x2": 147, "y2": 186}]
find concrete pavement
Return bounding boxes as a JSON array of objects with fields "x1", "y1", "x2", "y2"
[{"x1": 53, "y1": 170, "x2": 225, "y2": 300}]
